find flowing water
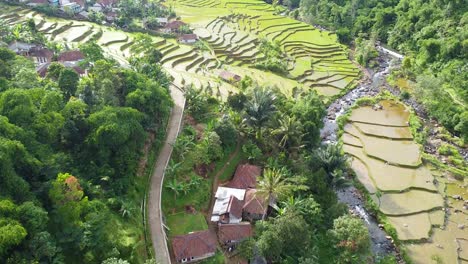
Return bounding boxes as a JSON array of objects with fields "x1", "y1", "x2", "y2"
[{"x1": 321, "y1": 50, "x2": 401, "y2": 258}]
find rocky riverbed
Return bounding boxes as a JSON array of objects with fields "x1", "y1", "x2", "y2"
[
  {"x1": 320, "y1": 49, "x2": 403, "y2": 261},
  {"x1": 321, "y1": 45, "x2": 467, "y2": 262}
]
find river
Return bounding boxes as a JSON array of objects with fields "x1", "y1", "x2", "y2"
[{"x1": 320, "y1": 48, "x2": 403, "y2": 260}]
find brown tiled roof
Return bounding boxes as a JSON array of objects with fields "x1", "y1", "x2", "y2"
[
  {"x1": 97, "y1": 0, "x2": 116, "y2": 6},
  {"x1": 227, "y1": 195, "x2": 244, "y2": 219},
  {"x1": 178, "y1": 34, "x2": 197, "y2": 41},
  {"x1": 172, "y1": 230, "x2": 217, "y2": 261},
  {"x1": 36, "y1": 63, "x2": 50, "y2": 77},
  {"x1": 30, "y1": 47, "x2": 53, "y2": 60},
  {"x1": 219, "y1": 71, "x2": 241, "y2": 82},
  {"x1": 243, "y1": 189, "x2": 267, "y2": 215},
  {"x1": 218, "y1": 223, "x2": 252, "y2": 243},
  {"x1": 58, "y1": 51, "x2": 84, "y2": 62},
  {"x1": 165, "y1": 20, "x2": 186, "y2": 29},
  {"x1": 227, "y1": 164, "x2": 261, "y2": 189},
  {"x1": 72, "y1": 66, "x2": 85, "y2": 75}
]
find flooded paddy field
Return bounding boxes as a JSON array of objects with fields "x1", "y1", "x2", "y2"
[{"x1": 342, "y1": 100, "x2": 467, "y2": 263}]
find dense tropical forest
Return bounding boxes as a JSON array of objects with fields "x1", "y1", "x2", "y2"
[
  {"x1": 293, "y1": 0, "x2": 468, "y2": 141},
  {"x1": 0, "y1": 21, "x2": 172, "y2": 263}
]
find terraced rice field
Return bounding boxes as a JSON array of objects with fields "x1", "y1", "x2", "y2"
[
  {"x1": 2, "y1": 0, "x2": 359, "y2": 99},
  {"x1": 168, "y1": 0, "x2": 359, "y2": 98},
  {"x1": 342, "y1": 100, "x2": 468, "y2": 264}
]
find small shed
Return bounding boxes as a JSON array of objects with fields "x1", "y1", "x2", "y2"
[
  {"x1": 178, "y1": 34, "x2": 198, "y2": 44},
  {"x1": 156, "y1": 17, "x2": 168, "y2": 26},
  {"x1": 163, "y1": 20, "x2": 186, "y2": 33},
  {"x1": 219, "y1": 71, "x2": 242, "y2": 83}
]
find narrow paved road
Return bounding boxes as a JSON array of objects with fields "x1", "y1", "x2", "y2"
[{"x1": 148, "y1": 85, "x2": 185, "y2": 264}]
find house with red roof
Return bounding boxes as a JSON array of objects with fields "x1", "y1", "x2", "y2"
[
  {"x1": 172, "y1": 230, "x2": 217, "y2": 263},
  {"x1": 211, "y1": 187, "x2": 246, "y2": 223},
  {"x1": 226, "y1": 164, "x2": 262, "y2": 189},
  {"x1": 243, "y1": 189, "x2": 267, "y2": 221},
  {"x1": 218, "y1": 222, "x2": 252, "y2": 247},
  {"x1": 162, "y1": 20, "x2": 186, "y2": 33}
]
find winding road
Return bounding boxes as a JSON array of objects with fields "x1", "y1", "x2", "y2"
[{"x1": 148, "y1": 85, "x2": 185, "y2": 264}]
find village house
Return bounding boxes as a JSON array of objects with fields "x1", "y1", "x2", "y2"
[
  {"x1": 227, "y1": 164, "x2": 261, "y2": 189},
  {"x1": 88, "y1": 3, "x2": 103, "y2": 12},
  {"x1": 29, "y1": 47, "x2": 54, "y2": 65},
  {"x1": 211, "y1": 187, "x2": 246, "y2": 223},
  {"x1": 8, "y1": 41, "x2": 36, "y2": 56},
  {"x1": 57, "y1": 50, "x2": 87, "y2": 76},
  {"x1": 172, "y1": 230, "x2": 217, "y2": 263},
  {"x1": 162, "y1": 20, "x2": 186, "y2": 33},
  {"x1": 156, "y1": 17, "x2": 168, "y2": 27},
  {"x1": 242, "y1": 189, "x2": 267, "y2": 221},
  {"x1": 178, "y1": 34, "x2": 198, "y2": 44},
  {"x1": 57, "y1": 50, "x2": 84, "y2": 66},
  {"x1": 8, "y1": 41, "x2": 54, "y2": 66},
  {"x1": 211, "y1": 164, "x2": 268, "y2": 222},
  {"x1": 219, "y1": 70, "x2": 242, "y2": 83},
  {"x1": 218, "y1": 222, "x2": 252, "y2": 249}
]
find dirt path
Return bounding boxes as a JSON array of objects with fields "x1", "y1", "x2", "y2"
[
  {"x1": 207, "y1": 142, "x2": 242, "y2": 219},
  {"x1": 148, "y1": 85, "x2": 185, "y2": 264}
]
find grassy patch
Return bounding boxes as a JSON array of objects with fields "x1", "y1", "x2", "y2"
[
  {"x1": 166, "y1": 212, "x2": 208, "y2": 236},
  {"x1": 219, "y1": 148, "x2": 246, "y2": 182}
]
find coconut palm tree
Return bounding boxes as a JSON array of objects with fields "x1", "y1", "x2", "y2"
[
  {"x1": 272, "y1": 114, "x2": 305, "y2": 151},
  {"x1": 243, "y1": 87, "x2": 277, "y2": 141},
  {"x1": 256, "y1": 168, "x2": 306, "y2": 219},
  {"x1": 312, "y1": 143, "x2": 350, "y2": 188},
  {"x1": 313, "y1": 143, "x2": 348, "y2": 174}
]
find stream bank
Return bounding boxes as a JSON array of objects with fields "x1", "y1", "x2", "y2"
[{"x1": 320, "y1": 49, "x2": 403, "y2": 261}]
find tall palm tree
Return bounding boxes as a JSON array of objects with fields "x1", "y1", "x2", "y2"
[
  {"x1": 256, "y1": 168, "x2": 306, "y2": 219},
  {"x1": 312, "y1": 143, "x2": 349, "y2": 188},
  {"x1": 272, "y1": 114, "x2": 305, "y2": 151},
  {"x1": 313, "y1": 143, "x2": 347, "y2": 174},
  {"x1": 243, "y1": 87, "x2": 277, "y2": 141}
]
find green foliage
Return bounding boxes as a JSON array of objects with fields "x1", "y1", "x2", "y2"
[
  {"x1": 0, "y1": 49, "x2": 171, "y2": 262},
  {"x1": 329, "y1": 215, "x2": 371, "y2": 263},
  {"x1": 256, "y1": 212, "x2": 313, "y2": 261},
  {"x1": 254, "y1": 39, "x2": 289, "y2": 74},
  {"x1": 214, "y1": 117, "x2": 238, "y2": 148},
  {"x1": 299, "y1": 0, "x2": 468, "y2": 140},
  {"x1": 290, "y1": 91, "x2": 326, "y2": 147},
  {"x1": 58, "y1": 68, "x2": 79, "y2": 99}
]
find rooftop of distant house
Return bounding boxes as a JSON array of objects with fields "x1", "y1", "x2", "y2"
[
  {"x1": 218, "y1": 222, "x2": 252, "y2": 243},
  {"x1": 219, "y1": 70, "x2": 242, "y2": 82},
  {"x1": 243, "y1": 189, "x2": 267, "y2": 216},
  {"x1": 165, "y1": 20, "x2": 186, "y2": 29},
  {"x1": 178, "y1": 33, "x2": 198, "y2": 41},
  {"x1": 58, "y1": 50, "x2": 84, "y2": 62},
  {"x1": 226, "y1": 164, "x2": 262, "y2": 189},
  {"x1": 172, "y1": 230, "x2": 217, "y2": 262}
]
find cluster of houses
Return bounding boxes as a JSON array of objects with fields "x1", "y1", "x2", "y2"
[
  {"x1": 171, "y1": 164, "x2": 267, "y2": 263},
  {"x1": 23, "y1": 0, "x2": 120, "y2": 22},
  {"x1": 8, "y1": 41, "x2": 86, "y2": 77}
]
